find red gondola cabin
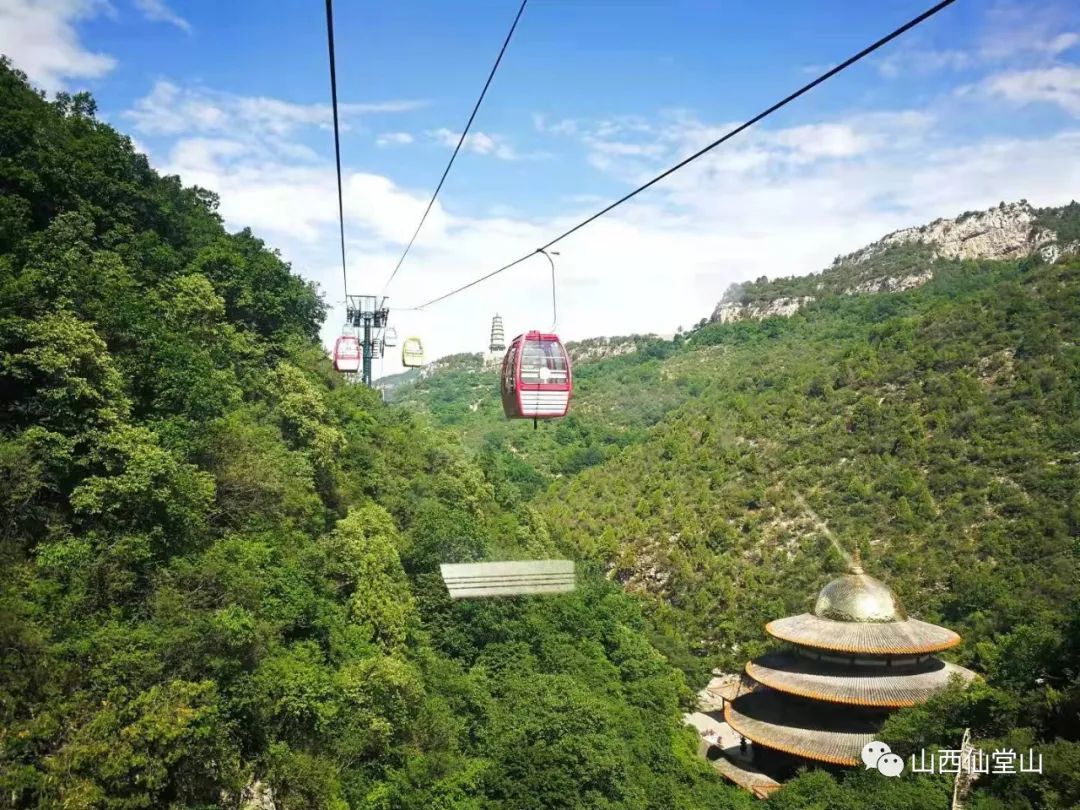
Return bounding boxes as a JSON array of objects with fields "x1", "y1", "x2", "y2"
[
  {"x1": 501, "y1": 331, "x2": 572, "y2": 419},
  {"x1": 332, "y1": 335, "x2": 361, "y2": 373}
]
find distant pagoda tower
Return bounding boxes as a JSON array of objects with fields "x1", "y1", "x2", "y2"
[
  {"x1": 486, "y1": 313, "x2": 506, "y2": 367},
  {"x1": 724, "y1": 561, "x2": 976, "y2": 771},
  {"x1": 489, "y1": 313, "x2": 505, "y2": 353}
]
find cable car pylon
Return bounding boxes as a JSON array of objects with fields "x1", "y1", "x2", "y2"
[
  {"x1": 344, "y1": 295, "x2": 389, "y2": 386},
  {"x1": 332, "y1": 295, "x2": 391, "y2": 386},
  {"x1": 324, "y1": 1, "x2": 392, "y2": 389}
]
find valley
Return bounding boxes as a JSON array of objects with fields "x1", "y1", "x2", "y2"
[{"x1": 2, "y1": 54, "x2": 1078, "y2": 808}]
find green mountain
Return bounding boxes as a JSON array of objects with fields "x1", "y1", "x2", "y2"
[
  {"x1": 383, "y1": 334, "x2": 697, "y2": 497},
  {"x1": 3, "y1": 53, "x2": 1078, "y2": 808},
  {"x1": 0, "y1": 61, "x2": 751, "y2": 810},
  {"x1": 391, "y1": 205, "x2": 1080, "y2": 807}
]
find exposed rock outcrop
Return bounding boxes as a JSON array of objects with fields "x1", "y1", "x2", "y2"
[
  {"x1": 843, "y1": 271, "x2": 933, "y2": 296},
  {"x1": 239, "y1": 780, "x2": 277, "y2": 810},
  {"x1": 1041, "y1": 239, "x2": 1080, "y2": 264},
  {"x1": 566, "y1": 335, "x2": 645, "y2": 364},
  {"x1": 711, "y1": 296, "x2": 815, "y2": 324},
  {"x1": 709, "y1": 200, "x2": 1079, "y2": 325},
  {"x1": 419, "y1": 352, "x2": 485, "y2": 379},
  {"x1": 844, "y1": 201, "x2": 1053, "y2": 265}
]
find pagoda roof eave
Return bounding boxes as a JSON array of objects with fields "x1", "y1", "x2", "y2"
[
  {"x1": 745, "y1": 653, "x2": 977, "y2": 708},
  {"x1": 766, "y1": 613, "x2": 961, "y2": 655},
  {"x1": 724, "y1": 690, "x2": 881, "y2": 767}
]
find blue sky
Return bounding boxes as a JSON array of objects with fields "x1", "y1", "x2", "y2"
[{"x1": 2, "y1": 0, "x2": 1079, "y2": 373}]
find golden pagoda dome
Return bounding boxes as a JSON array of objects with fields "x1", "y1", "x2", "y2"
[
  {"x1": 814, "y1": 566, "x2": 906, "y2": 623},
  {"x1": 764, "y1": 558, "x2": 961, "y2": 655}
]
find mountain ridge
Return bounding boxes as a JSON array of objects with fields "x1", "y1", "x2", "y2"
[
  {"x1": 712, "y1": 199, "x2": 1079, "y2": 324},
  {"x1": 384, "y1": 200, "x2": 1079, "y2": 382}
]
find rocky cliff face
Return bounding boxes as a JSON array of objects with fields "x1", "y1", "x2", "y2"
[
  {"x1": 844, "y1": 200, "x2": 1062, "y2": 265},
  {"x1": 421, "y1": 352, "x2": 486, "y2": 378},
  {"x1": 566, "y1": 335, "x2": 648, "y2": 364},
  {"x1": 841, "y1": 270, "x2": 934, "y2": 296},
  {"x1": 711, "y1": 296, "x2": 815, "y2": 324},
  {"x1": 709, "y1": 200, "x2": 1079, "y2": 325}
]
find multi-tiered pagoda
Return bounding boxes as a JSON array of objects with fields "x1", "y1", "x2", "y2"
[
  {"x1": 486, "y1": 313, "x2": 506, "y2": 368},
  {"x1": 724, "y1": 562, "x2": 976, "y2": 771}
]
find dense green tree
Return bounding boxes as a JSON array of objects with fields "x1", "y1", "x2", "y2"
[{"x1": 0, "y1": 60, "x2": 738, "y2": 809}]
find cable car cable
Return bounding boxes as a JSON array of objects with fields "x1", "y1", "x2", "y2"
[
  {"x1": 408, "y1": 0, "x2": 957, "y2": 311},
  {"x1": 325, "y1": 0, "x2": 349, "y2": 300},
  {"x1": 380, "y1": 0, "x2": 529, "y2": 296}
]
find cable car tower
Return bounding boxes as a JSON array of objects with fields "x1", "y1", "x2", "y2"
[
  {"x1": 344, "y1": 295, "x2": 390, "y2": 387},
  {"x1": 324, "y1": 3, "x2": 395, "y2": 389}
]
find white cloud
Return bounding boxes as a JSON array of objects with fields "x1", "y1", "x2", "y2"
[
  {"x1": 1044, "y1": 32, "x2": 1080, "y2": 55},
  {"x1": 428, "y1": 127, "x2": 522, "y2": 160},
  {"x1": 0, "y1": 0, "x2": 116, "y2": 92},
  {"x1": 133, "y1": 0, "x2": 189, "y2": 32},
  {"x1": 160, "y1": 136, "x2": 448, "y2": 245},
  {"x1": 583, "y1": 138, "x2": 666, "y2": 173},
  {"x1": 979, "y1": 2, "x2": 1079, "y2": 61},
  {"x1": 875, "y1": 2, "x2": 1078, "y2": 79},
  {"x1": 125, "y1": 80, "x2": 425, "y2": 137},
  {"x1": 768, "y1": 113, "x2": 934, "y2": 160},
  {"x1": 168, "y1": 137, "x2": 246, "y2": 167},
  {"x1": 977, "y1": 66, "x2": 1080, "y2": 116},
  {"x1": 770, "y1": 123, "x2": 869, "y2": 160},
  {"x1": 569, "y1": 110, "x2": 935, "y2": 183},
  {"x1": 131, "y1": 79, "x2": 1079, "y2": 381},
  {"x1": 877, "y1": 48, "x2": 973, "y2": 78},
  {"x1": 533, "y1": 113, "x2": 578, "y2": 135},
  {"x1": 588, "y1": 140, "x2": 666, "y2": 158},
  {"x1": 127, "y1": 81, "x2": 440, "y2": 248},
  {"x1": 376, "y1": 131, "x2": 415, "y2": 147}
]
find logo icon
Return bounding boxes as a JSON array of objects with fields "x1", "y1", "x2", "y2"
[
  {"x1": 861, "y1": 741, "x2": 905, "y2": 777},
  {"x1": 877, "y1": 753, "x2": 905, "y2": 777}
]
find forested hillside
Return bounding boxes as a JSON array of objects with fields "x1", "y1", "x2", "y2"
[
  {"x1": 4, "y1": 52, "x2": 1078, "y2": 809},
  {"x1": 385, "y1": 335, "x2": 695, "y2": 496},
  {"x1": 394, "y1": 214, "x2": 1080, "y2": 806},
  {"x1": 0, "y1": 61, "x2": 752, "y2": 810},
  {"x1": 565, "y1": 254, "x2": 1080, "y2": 807},
  {"x1": 545, "y1": 254, "x2": 1080, "y2": 668}
]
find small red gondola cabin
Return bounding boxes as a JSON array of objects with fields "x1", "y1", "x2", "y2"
[
  {"x1": 501, "y1": 331, "x2": 572, "y2": 419},
  {"x1": 332, "y1": 335, "x2": 361, "y2": 373}
]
